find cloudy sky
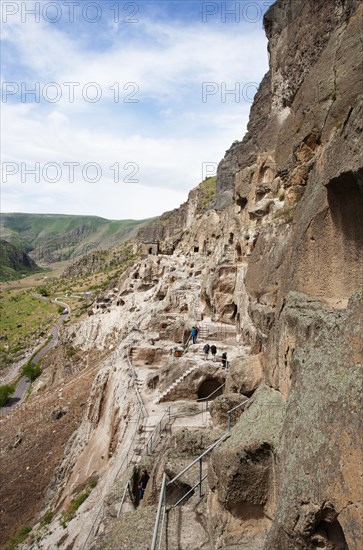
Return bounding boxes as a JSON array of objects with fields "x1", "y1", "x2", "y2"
[{"x1": 1, "y1": 0, "x2": 272, "y2": 220}]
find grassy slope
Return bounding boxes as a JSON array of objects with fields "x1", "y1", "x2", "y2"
[
  {"x1": 0, "y1": 291, "x2": 59, "y2": 369},
  {"x1": 0, "y1": 213, "x2": 153, "y2": 266}
]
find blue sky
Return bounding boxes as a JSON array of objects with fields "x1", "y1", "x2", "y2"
[{"x1": 1, "y1": 0, "x2": 272, "y2": 219}]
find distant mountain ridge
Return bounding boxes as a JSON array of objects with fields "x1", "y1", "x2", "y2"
[{"x1": 0, "y1": 213, "x2": 153, "y2": 266}]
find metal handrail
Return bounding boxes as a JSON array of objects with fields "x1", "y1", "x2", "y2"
[
  {"x1": 115, "y1": 412, "x2": 143, "y2": 479},
  {"x1": 151, "y1": 473, "x2": 167, "y2": 550},
  {"x1": 151, "y1": 431, "x2": 229, "y2": 549},
  {"x1": 172, "y1": 474, "x2": 208, "y2": 508},
  {"x1": 81, "y1": 412, "x2": 143, "y2": 549},
  {"x1": 117, "y1": 481, "x2": 131, "y2": 518},
  {"x1": 167, "y1": 431, "x2": 229, "y2": 486},
  {"x1": 146, "y1": 406, "x2": 172, "y2": 455},
  {"x1": 197, "y1": 383, "x2": 225, "y2": 403},
  {"x1": 184, "y1": 333, "x2": 192, "y2": 349},
  {"x1": 126, "y1": 345, "x2": 147, "y2": 418},
  {"x1": 227, "y1": 397, "x2": 251, "y2": 430}
]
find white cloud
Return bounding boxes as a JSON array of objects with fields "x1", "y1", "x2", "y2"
[{"x1": 1, "y1": 9, "x2": 269, "y2": 218}]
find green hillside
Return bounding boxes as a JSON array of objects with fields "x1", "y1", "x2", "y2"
[
  {"x1": 0, "y1": 213, "x2": 152, "y2": 266},
  {"x1": 0, "y1": 239, "x2": 42, "y2": 281}
]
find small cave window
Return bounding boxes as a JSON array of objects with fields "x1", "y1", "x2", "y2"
[
  {"x1": 236, "y1": 195, "x2": 248, "y2": 209},
  {"x1": 231, "y1": 303, "x2": 238, "y2": 320},
  {"x1": 236, "y1": 243, "x2": 242, "y2": 261},
  {"x1": 229, "y1": 232, "x2": 234, "y2": 244},
  {"x1": 236, "y1": 312, "x2": 241, "y2": 332},
  {"x1": 148, "y1": 247, "x2": 153, "y2": 255},
  {"x1": 194, "y1": 246, "x2": 199, "y2": 253}
]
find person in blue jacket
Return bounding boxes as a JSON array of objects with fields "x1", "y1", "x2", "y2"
[{"x1": 191, "y1": 326, "x2": 198, "y2": 344}]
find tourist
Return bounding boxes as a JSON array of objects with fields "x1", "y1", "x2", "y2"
[
  {"x1": 221, "y1": 352, "x2": 228, "y2": 369},
  {"x1": 210, "y1": 344, "x2": 217, "y2": 361},
  {"x1": 191, "y1": 326, "x2": 198, "y2": 344},
  {"x1": 139, "y1": 469, "x2": 150, "y2": 500},
  {"x1": 203, "y1": 343, "x2": 210, "y2": 360}
]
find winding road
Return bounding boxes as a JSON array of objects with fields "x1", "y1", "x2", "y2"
[{"x1": 0, "y1": 296, "x2": 70, "y2": 416}]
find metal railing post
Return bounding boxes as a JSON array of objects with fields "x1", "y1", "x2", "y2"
[
  {"x1": 227, "y1": 397, "x2": 251, "y2": 431},
  {"x1": 151, "y1": 473, "x2": 167, "y2": 550},
  {"x1": 199, "y1": 458, "x2": 203, "y2": 497}
]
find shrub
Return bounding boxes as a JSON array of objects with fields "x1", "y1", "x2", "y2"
[
  {"x1": 40, "y1": 511, "x2": 53, "y2": 526},
  {"x1": 66, "y1": 347, "x2": 76, "y2": 357},
  {"x1": 0, "y1": 385, "x2": 15, "y2": 407},
  {"x1": 22, "y1": 362, "x2": 41, "y2": 381},
  {"x1": 37, "y1": 287, "x2": 50, "y2": 297}
]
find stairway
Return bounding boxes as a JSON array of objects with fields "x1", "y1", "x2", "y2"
[
  {"x1": 129, "y1": 423, "x2": 156, "y2": 465},
  {"x1": 197, "y1": 321, "x2": 237, "y2": 342},
  {"x1": 153, "y1": 364, "x2": 200, "y2": 404}
]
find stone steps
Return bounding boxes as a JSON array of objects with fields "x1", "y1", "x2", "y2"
[{"x1": 153, "y1": 364, "x2": 200, "y2": 404}]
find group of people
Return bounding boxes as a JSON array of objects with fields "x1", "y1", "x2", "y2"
[
  {"x1": 203, "y1": 343, "x2": 217, "y2": 360},
  {"x1": 203, "y1": 343, "x2": 228, "y2": 369},
  {"x1": 190, "y1": 326, "x2": 228, "y2": 369}
]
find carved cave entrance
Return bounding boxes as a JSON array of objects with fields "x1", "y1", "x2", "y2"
[{"x1": 197, "y1": 377, "x2": 224, "y2": 400}]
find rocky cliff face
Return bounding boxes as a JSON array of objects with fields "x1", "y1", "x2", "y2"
[
  {"x1": 126, "y1": 0, "x2": 362, "y2": 545},
  {"x1": 0, "y1": 239, "x2": 40, "y2": 280},
  {"x1": 1, "y1": 1, "x2": 362, "y2": 549}
]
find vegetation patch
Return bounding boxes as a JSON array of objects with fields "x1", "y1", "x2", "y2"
[
  {"x1": 0, "y1": 291, "x2": 59, "y2": 370},
  {"x1": 40, "y1": 511, "x2": 53, "y2": 526},
  {"x1": 0, "y1": 384, "x2": 15, "y2": 407},
  {"x1": 199, "y1": 176, "x2": 217, "y2": 210},
  {"x1": 60, "y1": 478, "x2": 98, "y2": 528},
  {"x1": 272, "y1": 206, "x2": 295, "y2": 224},
  {"x1": 2, "y1": 525, "x2": 32, "y2": 549},
  {"x1": 22, "y1": 360, "x2": 41, "y2": 381}
]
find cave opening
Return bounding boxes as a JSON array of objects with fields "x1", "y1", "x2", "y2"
[
  {"x1": 313, "y1": 518, "x2": 348, "y2": 549},
  {"x1": 231, "y1": 303, "x2": 238, "y2": 320},
  {"x1": 236, "y1": 195, "x2": 248, "y2": 209},
  {"x1": 295, "y1": 168, "x2": 362, "y2": 302},
  {"x1": 197, "y1": 378, "x2": 224, "y2": 399},
  {"x1": 327, "y1": 169, "x2": 363, "y2": 247},
  {"x1": 236, "y1": 243, "x2": 242, "y2": 261},
  {"x1": 229, "y1": 232, "x2": 234, "y2": 244}
]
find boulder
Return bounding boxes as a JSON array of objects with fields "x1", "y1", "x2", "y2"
[
  {"x1": 209, "y1": 385, "x2": 286, "y2": 513},
  {"x1": 226, "y1": 354, "x2": 264, "y2": 396},
  {"x1": 209, "y1": 393, "x2": 248, "y2": 429}
]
